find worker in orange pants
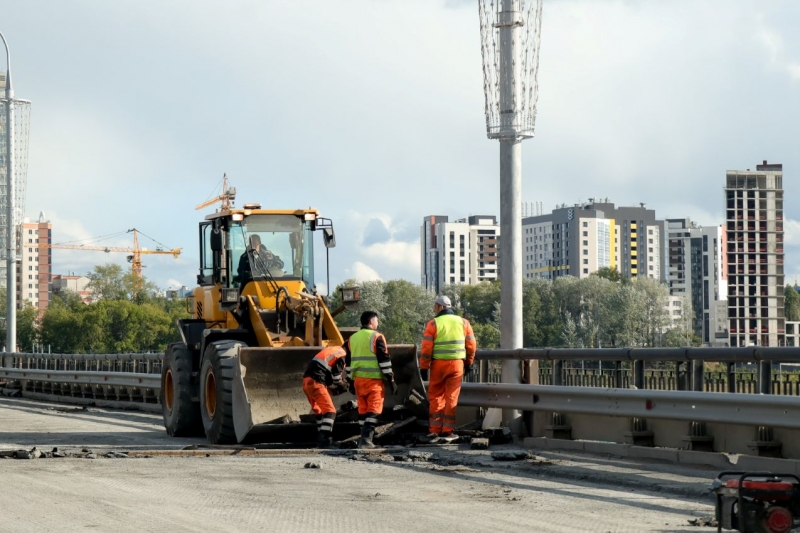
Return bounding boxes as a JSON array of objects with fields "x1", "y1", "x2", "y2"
[
  {"x1": 344, "y1": 311, "x2": 397, "y2": 449},
  {"x1": 420, "y1": 295, "x2": 476, "y2": 443},
  {"x1": 302, "y1": 345, "x2": 347, "y2": 447}
]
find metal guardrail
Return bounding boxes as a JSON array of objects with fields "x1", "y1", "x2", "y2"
[
  {"x1": 476, "y1": 347, "x2": 800, "y2": 396},
  {"x1": 2, "y1": 347, "x2": 800, "y2": 430},
  {"x1": 0, "y1": 352, "x2": 162, "y2": 412},
  {"x1": 458, "y1": 382, "x2": 800, "y2": 430}
]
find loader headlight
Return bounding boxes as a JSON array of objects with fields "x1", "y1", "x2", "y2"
[
  {"x1": 221, "y1": 288, "x2": 239, "y2": 304},
  {"x1": 340, "y1": 286, "x2": 360, "y2": 305}
]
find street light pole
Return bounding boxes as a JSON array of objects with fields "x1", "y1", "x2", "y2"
[{"x1": 0, "y1": 31, "x2": 16, "y2": 353}]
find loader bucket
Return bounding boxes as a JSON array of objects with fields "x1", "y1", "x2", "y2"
[{"x1": 230, "y1": 344, "x2": 423, "y2": 443}]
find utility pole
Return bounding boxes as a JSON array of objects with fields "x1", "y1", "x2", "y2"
[{"x1": 479, "y1": 0, "x2": 543, "y2": 429}]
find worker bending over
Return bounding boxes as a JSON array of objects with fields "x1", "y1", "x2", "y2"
[
  {"x1": 302, "y1": 345, "x2": 348, "y2": 448},
  {"x1": 420, "y1": 295, "x2": 476, "y2": 443},
  {"x1": 345, "y1": 311, "x2": 397, "y2": 449}
]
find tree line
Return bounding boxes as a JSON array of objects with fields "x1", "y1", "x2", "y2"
[
  {"x1": 4, "y1": 264, "x2": 187, "y2": 353},
  {"x1": 329, "y1": 269, "x2": 697, "y2": 349},
  {"x1": 13, "y1": 263, "x2": 800, "y2": 354}
]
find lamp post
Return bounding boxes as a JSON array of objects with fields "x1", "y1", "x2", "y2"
[
  {"x1": 479, "y1": 0, "x2": 543, "y2": 429},
  {"x1": 0, "y1": 31, "x2": 15, "y2": 353}
]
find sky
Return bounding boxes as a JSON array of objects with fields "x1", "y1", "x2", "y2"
[{"x1": 2, "y1": 0, "x2": 800, "y2": 293}]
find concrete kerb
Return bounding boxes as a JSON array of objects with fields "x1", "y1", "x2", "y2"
[{"x1": 523, "y1": 437, "x2": 800, "y2": 475}]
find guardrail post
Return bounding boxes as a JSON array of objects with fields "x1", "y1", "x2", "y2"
[
  {"x1": 614, "y1": 361, "x2": 623, "y2": 388},
  {"x1": 758, "y1": 361, "x2": 772, "y2": 395},
  {"x1": 634, "y1": 360, "x2": 644, "y2": 390},
  {"x1": 677, "y1": 362, "x2": 688, "y2": 391},
  {"x1": 553, "y1": 360, "x2": 563, "y2": 386},
  {"x1": 726, "y1": 362, "x2": 736, "y2": 393},
  {"x1": 692, "y1": 360, "x2": 704, "y2": 392}
]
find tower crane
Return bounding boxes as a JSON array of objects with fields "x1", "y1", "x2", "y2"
[
  {"x1": 195, "y1": 173, "x2": 236, "y2": 211},
  {"x1": 42, "y1": 228, "x2": 181, "y2": 291}
]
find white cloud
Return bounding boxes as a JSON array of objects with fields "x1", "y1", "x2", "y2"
[
  {"x1": 783, "y1": 219, "x2": 800, "y2": 246},
  {"x1": 346, "y1": 262, "x2": 382, "y2": 282}
]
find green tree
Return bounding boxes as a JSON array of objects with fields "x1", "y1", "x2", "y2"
[
  {"x1": 379, "y1": 279, "x2": 431, "y2": 344},
  {"x1": 785, "y1": 285, "x2": 800, "y2": 321},
  {"x1": 593, "y1": 267, "x2": 622, "y2": 283},
  {"x1": 86, "y1": 264, "x2": 160, "y2": 301}
]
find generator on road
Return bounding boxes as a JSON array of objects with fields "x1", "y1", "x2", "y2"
[
  {"x1": 160, "y1": 191, "x2": 421, "y2": 444},
  {"x1": 713, "y1": 471, "x2": 800, "y2": 533}
]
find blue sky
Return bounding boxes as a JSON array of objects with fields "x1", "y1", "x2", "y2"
[{"x1": 3, "y1": 0, "x2": 800, "y2": 292}]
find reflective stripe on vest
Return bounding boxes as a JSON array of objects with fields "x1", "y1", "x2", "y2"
[
  {"x1": 312, "y1": 346, "x2": 346, "y2": 371},
  {"x1": 349, "y1": 329, "x2": 383, "y2": 379},
  {"x1": 432, "y1": 314, "x2": 466, "y2": 360}
]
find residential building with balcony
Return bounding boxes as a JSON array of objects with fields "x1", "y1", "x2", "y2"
[
  {"x1": 420, "y1": 215, "x2": 500, "y2": 293},
  {"x1": 725, "y1": 161, "x2": 785, "y2": 347},
  {"x1": 665, "y1": 218, "x2": 729, "y2": 345}
]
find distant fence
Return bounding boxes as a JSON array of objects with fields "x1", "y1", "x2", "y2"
[{"x1": 0, "y1": 353, "x2": 162, "y2": 412}]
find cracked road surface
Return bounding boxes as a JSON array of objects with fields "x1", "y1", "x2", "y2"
[{"x1": 0, "y1": 397, "x2": 717, "y2": 533}]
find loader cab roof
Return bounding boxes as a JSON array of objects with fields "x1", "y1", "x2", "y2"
[{"x1": 204, "y1": 208, "x2": 320, "y2": 222}]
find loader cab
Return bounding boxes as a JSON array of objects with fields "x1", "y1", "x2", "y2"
[{"x1": 198, "y1": 209, "x2": 326, "y2": 292}]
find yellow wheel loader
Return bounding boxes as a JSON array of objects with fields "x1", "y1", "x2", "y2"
[{"x1": 160, "y1": 204, "x2": 422, "y2": 444}]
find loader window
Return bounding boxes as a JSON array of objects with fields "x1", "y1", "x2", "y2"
[
  {"x1": 232, "y1": 214, "x2": 314, "y2": 287},
  {"x1": 198, "y1": 222, "x2": 214, "y2": 286}
]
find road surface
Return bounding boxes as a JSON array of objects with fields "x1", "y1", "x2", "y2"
[{"x1": 0, "y1": 397, "x2": 718, "y2": 533}]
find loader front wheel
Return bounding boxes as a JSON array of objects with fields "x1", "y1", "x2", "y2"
[
  {"x1": 161, "y1": 343, "x2": 203, "y2": 437},
  {"x1": 199, "y1": 340, "x2": 242, "y2": 444}
]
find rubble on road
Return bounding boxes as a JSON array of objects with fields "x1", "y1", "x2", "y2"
[
  {"x1": 491, "y1": 450, "x2": 532, "y2": 461},
  {"x1": 303, "y1": 462, "x2": 321, "y2": 469}
]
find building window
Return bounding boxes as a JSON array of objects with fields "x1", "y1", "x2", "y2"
[
  {"x1": 583, "y1": 231, "x2": 588, "y2": 237},
  {"x1": 583, "y1": 250, "x2": 588, "y2": 256},
  {"x1": 582, "y1": 222, "x2": 588, "y2": 228},
  {"x1": 583, "y1": 240, "x2": 588, "y2": 246},
  {"x1": 583, "y1": 259, "x2": 588, "y2": 265},
  {"x1": 583, "y1": 268, "x2": 588, "y2": 274}
]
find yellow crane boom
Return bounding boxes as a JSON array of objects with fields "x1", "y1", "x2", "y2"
[{"x1": 42, "y1": 228, "x2": 181, "y2": 290}]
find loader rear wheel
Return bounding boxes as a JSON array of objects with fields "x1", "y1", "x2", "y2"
[
  {"x1": 161, "y1": 342, "x2": 203, "y2": 437},
  {"x1": 199, "y1": 340, "x2": 243, "y2": 444}
]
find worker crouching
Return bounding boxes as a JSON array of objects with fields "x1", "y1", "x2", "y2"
[
  {"x1": 420, "y1": 295, "x2": 476, "y2": 443},
  {"x1": 345, "y1": 311, "x2": 397, "y2": 449},
  {"x1": 302, "y1": 345, "x2": 348, "y2": 448}
]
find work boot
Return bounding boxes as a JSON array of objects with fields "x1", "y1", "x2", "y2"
[
  {"x1": 357, "y1": 425, "x2": 376, "y2": 449},
  {"x1": 420, "y1": 432, "x2": 440, "y2": 444},
  {"x1": 316, "y1": 433, "x2": 332, "y2": 449},
  {"x1": 439, "y1": 433, "x2": 458, "y2": 444}
]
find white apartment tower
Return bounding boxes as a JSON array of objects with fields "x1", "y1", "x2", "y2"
[
  {"x1": 725, "y1": 161, "x2": 785, "y2": 347},
  {"x1": 666, "y1": 218, "x2": 729, "y2": 345},
  {"x1": 421, "y1": 215, "x2": 500, "y2": 293}
]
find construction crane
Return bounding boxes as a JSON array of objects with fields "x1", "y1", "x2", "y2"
[
  {"x1": 195, "y1": 173, "x2": 236, "y2": 211},
  {"x1": 42, "y1": 228, "x2": 181, "y2": 291}
]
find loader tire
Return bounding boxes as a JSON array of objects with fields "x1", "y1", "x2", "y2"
[
  {"x1": 161, "y1": 342, "x2": 203, "y2": 437},
  {"x1": 199, "y1": 340, "x2": 243, "y2": 444}
]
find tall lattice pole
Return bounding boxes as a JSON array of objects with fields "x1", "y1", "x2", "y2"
[
  {"x1": 0, "y1": 32, "x2": 30, "y2": 353},
  {"x1": 0, "y1": 32, "x2": 15, "y2": 352},
  {"x1": 480, "y1": 0, "x2": 543, "y2": 427}
]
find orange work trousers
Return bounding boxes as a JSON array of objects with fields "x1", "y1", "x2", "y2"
[
  {"x1": 354, "y1": 377, "x2": 385, "y2": 415},
  {"x1": 302, "y1": 376, "x2": 335, "y2": 415},
  {"x1": 428, "y1": 359, "x2": 464, "y2": 434}
]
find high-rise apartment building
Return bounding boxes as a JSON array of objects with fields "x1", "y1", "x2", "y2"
[
  {"x1": 665, "y1": 218, "x2": 729, "y2": 345},
  {"x1": 19, "y1": 212, "x2": 52, "y2": 313},
  {"x1": 420, "y1": 215, "x2": 500, "y2": 293},
  {"x1": 725, "y1": 161, "x2": 785, "y2": 347},
  {"x1": 522, "y1": 201, "x2": 662, "y2": 281}
]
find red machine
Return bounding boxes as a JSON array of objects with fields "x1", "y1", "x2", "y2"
[{"x1": 713, "y1": 472, "x2": 800, "y2": 533}]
